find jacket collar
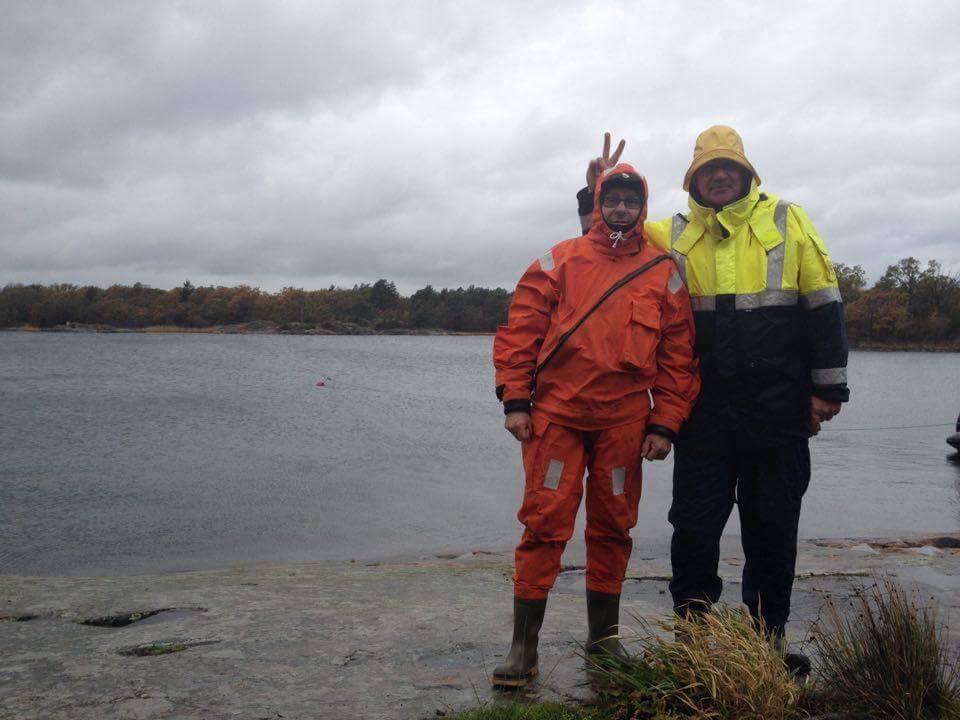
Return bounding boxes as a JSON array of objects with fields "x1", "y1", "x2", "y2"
[
  {"x1": 586, "y1": 222, "x2": 646, "y2": 257},
  {"x1": 674, "y1": 181, "x2": 762, "y2": 255},
  {"x1": 688, "y1": 180, "x2": 761, "y2": 235}
]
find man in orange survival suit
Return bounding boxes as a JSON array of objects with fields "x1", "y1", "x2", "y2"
[{"x1": 491, "y1": 163, "x2": 700, "y2": 687}]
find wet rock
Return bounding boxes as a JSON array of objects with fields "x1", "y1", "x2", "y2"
[
  {"x1": 110, "y1": 697, "x2": 176, "y2": 719},
  {"x1": 814, "y1": 533, "x2": 960, "y2": 552},
  {"x1": 929, "y1": 536, "x2": 960, "y2": 549},
  {"x1": 2, "y1": 537, "x2": 957, "y2": 720},
  {"x1": 331, "y1": 649, "x2": 374, "y2": 667}
]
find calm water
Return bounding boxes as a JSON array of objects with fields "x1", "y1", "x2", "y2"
[{"x1": 1, "y1": 332, "x2": 958, "y2": 576}]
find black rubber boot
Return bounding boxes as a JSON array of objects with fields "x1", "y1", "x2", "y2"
[
  {"x1": 491, "y1": 597, "x2": 546, "y2": 688},
  {"x1": 771, "y1": 628, "x2": 811, "y2": 682},
  {"x1": 783, "y1": 651, "x2": 812, "y2": 679},
  {"x1": 585, "y1": 590, "x2": 628, "y2": 662}
]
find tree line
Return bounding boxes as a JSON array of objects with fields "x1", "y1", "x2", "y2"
[
  {"x1": 0, "y1": 279, "x2": 510, "y2": 333},
  {"x1": 1, "y1": 257, "x2": 958, "y2": 344},
  {"x1": 836, "y1": 258, "x2": 960, "y2": 345}
]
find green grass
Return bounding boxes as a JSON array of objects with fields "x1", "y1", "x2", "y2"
[
  {"x1": 137, "y1": 641, "x2": 190, "y2": 656},
  {"x1": 806, "y1": 577, "x2": 960, "y2": 719},
  {"x1": 591, "y1": 605, "x2": 804, "y2": 720},
  {"x1": 450, "y1": 579, "x2": 960, "y2": 720}
]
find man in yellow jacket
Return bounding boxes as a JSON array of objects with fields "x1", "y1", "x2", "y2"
[{"x1": 576, "y1": 127, "x2": 849, "y2": 675}]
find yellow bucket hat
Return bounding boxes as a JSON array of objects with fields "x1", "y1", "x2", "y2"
[{"x1": 683, "y1": 125, "x2": 760, "y2": 191}]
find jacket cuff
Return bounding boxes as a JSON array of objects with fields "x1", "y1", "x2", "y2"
[
  {"x1": 503, "y1": 399, "x2": 532, "y2": 415},
  {"x1": 812, "y1": 384, "x2": 850, "y2": 403},
  {"x1": 576, "y1": 186, "x2": 594, "y2": 217},
  {"x1": 645, "y1": 423, "x2": 678, "y2": 443}
]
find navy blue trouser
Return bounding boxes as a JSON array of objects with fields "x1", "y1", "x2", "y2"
[{"x1": 668, "y1": 436, "x2": 811, "y2": 634}]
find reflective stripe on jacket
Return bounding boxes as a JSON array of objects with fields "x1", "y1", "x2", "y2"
[
  {"x1": 495, "y1": 164, "x2": 701, "y2": 433},
  {"x1": 646, "y1": 181, "x2": 849, "y2": 445}
]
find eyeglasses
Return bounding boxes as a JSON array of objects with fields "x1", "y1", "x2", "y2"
[{"x1": 601, "y1": 195, "x2": 643, "y2": 209}]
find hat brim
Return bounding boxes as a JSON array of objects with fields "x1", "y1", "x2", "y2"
[{"x1": 683, "y1": 149, "x2": 760, "y2": 191}]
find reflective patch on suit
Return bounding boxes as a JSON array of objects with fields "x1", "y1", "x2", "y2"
[
  {"x1": 539, "y1": 250, "x2": 555, "y2": 272},
  {"x1": 735, "y1": 289, "x2": 799, "y2": 309},
  {"x1": 612, "y1": 467, "x2": 626, "y2": 496},
  {"x1": 774, "y1": 199, "x2": 791, "y2": 240},
  {"x1": 766, "y1": 240, "x2": 786, "y2": 291},
  {"x1": 544, "y1": 459, "x2": 564, "y2": 490},
  {"x1": 801, "y1": 286, "x2": 842, "y2": 309},
  {"x1": 667, "y1": 270, "x2": 684, "y2": 294},
  {"x1": 691, "y1": 295, "x2": 716, "y2": 312},
  {"x1": 812, "y1": 367, "x2": 847, "y2": 385},
  {"x1": 670, "y1": 248, "x2": 687, "y2": 286}
]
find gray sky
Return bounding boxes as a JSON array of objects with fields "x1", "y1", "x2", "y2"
[{"x1": 2, "y1": 0, "x2": 958, "y2": 293}]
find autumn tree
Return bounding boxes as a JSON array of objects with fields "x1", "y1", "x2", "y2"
[{"x1": 833, "y1": 263, "x2": 867, "y2": 304}]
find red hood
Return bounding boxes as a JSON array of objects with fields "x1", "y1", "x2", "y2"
[{"x1": 586, "y1": 162, "x2": 649, "y2": 254}]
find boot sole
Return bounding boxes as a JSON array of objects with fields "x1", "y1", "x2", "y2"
[{"x1": 491, "y1": 665, "x2": 538, "y2": 688}]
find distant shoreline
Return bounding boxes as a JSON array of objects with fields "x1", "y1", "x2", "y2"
[
  {"x1": 3, "y1": 324, "x2": 959, "y2": 349},
  {"x1": 0, "y1": 322, "x2": 495, "y2": 337}
]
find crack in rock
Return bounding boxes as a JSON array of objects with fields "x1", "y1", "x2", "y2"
[
  {"x1": 117, "y1": 638, "x2": 222, "y2": 657},
  {"x1": 77, "y1": 607, "x2": 206, "y2": 628}
]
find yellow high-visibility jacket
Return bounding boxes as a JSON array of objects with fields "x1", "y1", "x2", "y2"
[{"x1": 638, "y1": 181, "x2": 849, "y2": 445}]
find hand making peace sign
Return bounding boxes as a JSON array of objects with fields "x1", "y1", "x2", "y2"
[{"x1": 586, "y1": 132, "x2": 626, "y2": 189}]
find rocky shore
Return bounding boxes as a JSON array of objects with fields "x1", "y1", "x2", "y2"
[
  {"x1": 2, "y1": 322, "x2": 495, "y2": 336},
  {"x1": 2, "y1": 535, "x2": 959, "y2": 720}
]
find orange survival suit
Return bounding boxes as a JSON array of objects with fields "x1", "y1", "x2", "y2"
[{"x1": 494, "y1": 164, "x2": 701, "y2": 600}]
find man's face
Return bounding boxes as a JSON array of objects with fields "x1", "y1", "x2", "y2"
[
  {"x1": 692, "y1": 159, "x2": 748, "y2": 208},
  {"x1": 600, "y1": 188, "x2": 643, "y2": 228}
]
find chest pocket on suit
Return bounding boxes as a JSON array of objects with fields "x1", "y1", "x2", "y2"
[{"x1": 622, "y1": 299, "x2": 661, "y2": 371}]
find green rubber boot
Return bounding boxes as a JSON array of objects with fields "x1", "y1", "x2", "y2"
[
  {"x1": 491, "y1": 597, "x2": 546, "y2": 688},
  {"x1": 585, "y1": 590, "x2": 628, "y2": 664}
]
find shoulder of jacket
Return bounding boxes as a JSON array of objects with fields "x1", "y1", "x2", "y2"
[
  {"x1": 784, "y1": 201, "x2": 816, "y2": 229},
  {"x1": 755, "y1": 191, "x2": 814, "y2": 222},
  {"x1": 752, "y1": 191, "x2": 816, "y2": 244},
  {"x1": 645, "y1": 218, "x2": 674, "y2": 252},
  {"x1": 535, "y1": 236, "x2": 580, "y2": 272},
  {"x1": 760, "y1": 196, "x2": 822, "y2": 244}
]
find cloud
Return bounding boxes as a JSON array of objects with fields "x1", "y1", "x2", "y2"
[{"x1": 1, "y1": 0, "x2": 959, "y2": 293}]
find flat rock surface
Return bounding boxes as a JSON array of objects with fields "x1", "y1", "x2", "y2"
[{"x1": 2, "y1": 537, "x2": 959, "y2": 720}]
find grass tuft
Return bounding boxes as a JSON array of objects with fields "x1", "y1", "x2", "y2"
[
  {"x1": 590, "y1": 604, "x2": 803, "y2": 720},
  {"x1": 806, "y1": 576, "x2": 960, "y2": 719}
]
